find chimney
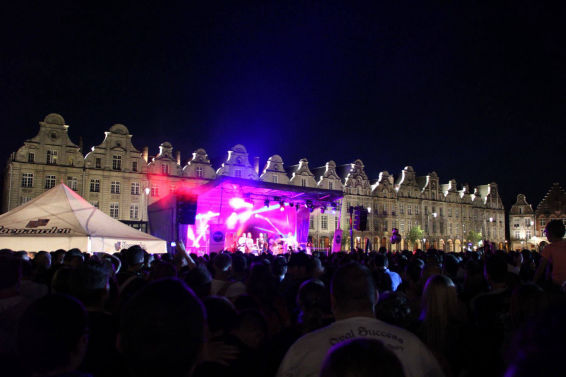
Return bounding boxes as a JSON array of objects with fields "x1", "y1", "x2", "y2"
[
  {"x1": 254, "y1": 156, "x2": 260, "y2": 175},
  {"x1": 142, "y1": 146, "x2": 149, "y2": 163},
  {"x1": 176, "y1": 151, "x2": 181, "y2": 165}
]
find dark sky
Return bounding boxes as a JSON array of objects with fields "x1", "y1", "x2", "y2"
[{"x1": 2, "y1": 1, "x2": 565, "y2": 210}]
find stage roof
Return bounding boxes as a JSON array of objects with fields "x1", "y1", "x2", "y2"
[{"x1": 178, "y1": 176, "x2": 343, "y2": 206}]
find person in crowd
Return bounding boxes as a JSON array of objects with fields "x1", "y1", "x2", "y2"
[
  {"x1": 210, "y1": 253, "x2": 246, "y2": 300},
  {"x1": 17, "y1": 294, "x2": 90, "y2": 377},
  {"x1": 116, "y1": 246, "x2": 145, "y2": 287},
  {"x1": 184, "y1": 264, "x2": 213, "y2": 299},
  {"x1": 534, "y1": 219, "x2": 566, "y2": 290},
  {"x1": 419, "y1": 274, "x2": 469, "y2": 376},
  {"x1": 276, "y1": 262, "x2": 444, "y2": 377},
  {"x1": 375, "y1": 291, "x2": 415, "y2": 331},
  {"x1": 296, "y1": 279, "x2": 333, "y2": 334},
  {"x1": 374, "y1": 253, "x2": 402, "y2": 291},
  {"x1": 320, "y1": 338, "x2": 406, "y2": 377},
  {"x1": 272, "y1": 255, "x2": 288, "y2": 282},
  {"x1": 118, "y1": 278, "x2": 205, "y2": 377},
  {"x1": 70, "y1": 258, "x2": 117, "y2": 377}
]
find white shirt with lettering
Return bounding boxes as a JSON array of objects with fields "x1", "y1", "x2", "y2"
[{"x1": 276, "y1": 316, "x2": 445, "y2": 377}]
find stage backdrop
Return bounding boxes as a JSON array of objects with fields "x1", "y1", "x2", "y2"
[{"x1": 179, "y1": 184, "x2": 309, "y2": 254}]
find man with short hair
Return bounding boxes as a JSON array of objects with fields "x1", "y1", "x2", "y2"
[
  {"x1": 276, "y1": 263, "x2": 444, "y2": 377},
  {"x1": 534, "y1": 219, "x2": 566, "y2": 288}
]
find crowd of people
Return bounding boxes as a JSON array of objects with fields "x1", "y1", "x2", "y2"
[{"x1": 1, "y1": 219, "x2": 566, "y2": 377}]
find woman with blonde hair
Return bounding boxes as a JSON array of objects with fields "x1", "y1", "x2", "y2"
[{"x1": 419, "y1": 274, "x2": 469, "y2": 377}]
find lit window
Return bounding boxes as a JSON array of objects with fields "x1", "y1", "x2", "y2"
[
  {"x1": 67, "y1": 177, "x2": 78, "y2": 191},
  {"x1": 329, "y1": 182, "x2": 333, "y2": 190},
  {"x1": 45, "y1": 175, "x2": 56, "y2": 189},
  {"x1": 131, "y1": 182, "x2": 140, "y2": 195},
  {"x1": 111, "y1": 181, "x2": 121, "y2": 194},
  {"x1": 112, "y1": 155, "x2": 122, "y2": 170},
  {"x1": 46, "y1": 150, "x2": 58, "y2": 165},
  {"x1": 196, "y1": 166, "x2": 204, "y2": 178},
  {"x1": 110, "y1": 203, "x2": 119, "y2": 218},
  {"x1": 130, "y1": 204, "x2": 139, "y2": 220},
  {"x1": 272, "y1": 175, "x2": 278, "y2": 184},
  {"x1": 90, "y1": 179, "x2": 100, "y2": 192},
  {"x1": 21, "y1": 173, "x2": 33, "y2": 188},
  {"x1": 526, "y1": 230, "x2": 532, "y2": 239},
  {"x1": 151, "y1": 184, "x2": 159, "y2": 197},
  {"x1": 321, "y1": 215, "x2": 328, "y2": 230}
]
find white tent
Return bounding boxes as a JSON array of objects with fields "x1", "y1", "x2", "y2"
[{"x1": 0, "y1": 184, "x2": 167, "y2": 253}]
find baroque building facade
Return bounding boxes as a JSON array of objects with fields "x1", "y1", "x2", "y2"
[
  {"x1": 3, "y1": 114, "x2": 506, "y2": 251},
  {"x1": 508, "y1": 194, "x2": 536, "y2": 250}
]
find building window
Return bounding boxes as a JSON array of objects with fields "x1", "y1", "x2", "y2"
[
  {"x1": 132, "y1": 161, "x2": 138, "y2": 172},
  {"x1": 382, "y1": 203, "x2": 387, "y2": 215},
  {"x1": 449, "y1": 223, "x2": 453, "y2": 235},
  {"x1": 309, "y1": 217, "x2": 315, "y2": 230},
  {"x1": 524, "y1": 218, "x2": 531, "y2": 227},
  {"x1": 400, "y1": 220, "x2": 405, "y2": 234},
  {"x1": 321, "y1": 215, "x2": 328, "y2": 230},
  {"x1": 130, "y1": 204, "x2": 139, "y2": 220},
  {"x1": 234, "y1": 169, "x2": 242, "y2": 178},
  {"x1": 151, "y1": 184, "x2": 159, "y2": 197},
  {"x1": 407, "y1": 205, "x2": 412, "y2": 215},
  {"x1": 383, "y1": 220, "x2": 388, "y2": 232},
  {"x1": 399, "y1": 203, "x2": 404, "y2": 214},
  {"x1": 111, "y1": 181, "x2": 121, "y2": 194},
  {"x1": 131, "y1": 182, "x2": 140, "y2": 195},
  {"x1": 196, "y1": 167, "x2": 204, "y2": 178},
  {"x1": 440, "y1": 207, "x2": 444, "y2": 217},
  {"x1": 519, "y1": 207, "x2": 524, "y2": 214},
  {"x1": 20, "y1": 197, "x2": 31, "y2": 205},
  {"x1": 45, "y1": 175, "x2": 56, "y2": 189},
  {"x1": 425, "y1": 206, "x2": 429, "y2": 215},
  {"x1": 112, "y1": 155, "x2": 122, "y2": 170},
  {"x1": 161, "y1": 164, "x2": 169, "y2": 175},
  {"x1": 448, "y1": 208, "x2": 452, "y2": 217},
  {"x1": 301, "y1": 178, "x2": 306, "y2": 187},
  {"x1": 28, "y1": 152, "x2": 35, "y2": 163},
  {"x1": 67, "y1": 177, "x2": 78, "y2": 191},
  {"x1": 514, "y1": 230, "x2": 520, "y2": 239},
  {"x1": 272, "y1": 175, "x2": 278, "y2": 184},
  {"x1": 329, "y1": 182, "x2": 333, "y2": 190},
  {"x1": 110, "y1": 203, "x2": 119, "y2": 219},
  {"x1": 90, "y1": 201, "x2": 99, "y2": 208},
  {"x1": 90, "y1": 179, "x2": 100, "y2": 192},
  {"x1": 540, "y1": 219, "x2": 545, "y2": 227},
  {"x1": 526, "y1": 230, "x2": 532, "y2": 239},
  {"x1": 46, "y1": 150, "x2": 58, "y2": 165},
  {"x1": 415, "y1": 206, "x2": 419, "y2": 215},
  {"x1": 21, "y1": 173, "x2": 33, "y2": 188},
  {"x1": 95, "y1": 158, "x2": 102, "y2": 169}
]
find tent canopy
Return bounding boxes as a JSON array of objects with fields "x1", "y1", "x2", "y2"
[{"x1": 0, "y1": 184, "x2": 166, "y2": 253}]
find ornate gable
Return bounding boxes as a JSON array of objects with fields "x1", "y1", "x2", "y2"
[
  {"x1": 216, "y1": 144, "x2": 259, "y2": 180},
  {"x1": 260, "y1": 154, "x2": 290, "y2": 184},
  {"x1": 183, "y1": 148, "x2": 216, "y2": 180}
]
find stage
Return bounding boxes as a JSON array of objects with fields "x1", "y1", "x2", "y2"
[{"x1": 148, "y1": 176, "x2": 343, "y2": 254}]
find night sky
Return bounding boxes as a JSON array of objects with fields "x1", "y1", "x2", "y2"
[{"x1": 2, "y1": 1, "x2": 565, "y2": 210}]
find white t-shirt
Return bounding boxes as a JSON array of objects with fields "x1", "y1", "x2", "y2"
[
  {"x1": 210, "y1": 279, "x2": 246, "y2": 300},
  {"x1": 276, "y1": 316, "x2": 445, "y2": 377}
]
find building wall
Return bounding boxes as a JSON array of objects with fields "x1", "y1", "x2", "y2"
[{"x1": 3, "y1": 113, "x2": 507, "y2": 250}]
